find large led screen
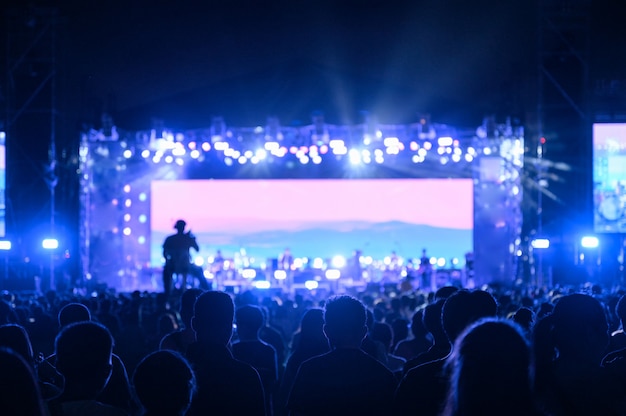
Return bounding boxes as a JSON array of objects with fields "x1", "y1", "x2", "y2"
[
  {"x1": 593, "y1": 123, "x2": 626, "y2": 233},
  {"x1": 150, "y1": 178, "x2": 473, "y2": 268}
]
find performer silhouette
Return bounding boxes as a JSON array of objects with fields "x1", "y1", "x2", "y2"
[{"x1": 162, "y1": 220, "x2": 208, "y2": 295}]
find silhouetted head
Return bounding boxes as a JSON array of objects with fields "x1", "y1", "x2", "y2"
[
  {"x1": 323, "y1": 295, "x2": 367, "y2": 348},
  {"x1": 446, "y1": 319, "x2": 533, "y2": 416},
  {"x1": 371, "y1": 322, "x2": 394, "y2": 352},
  {"x1": 55, "y1": 321, "x2": 113, "y2": 394},
  {"x1": 192, "y1": 291, "x2": 234, "y2": 345},
  {"x1": 133, "y1": 350, "x2": 196, "y2": 416},
  {"x1": 552, "y1": 293, "x2": 608, "y2": 362},
  {"x1": 410, "y1": 309, "x2": 428, "y2": 339},
  {"x1": 423, "y1": 299, "x2": 447, "y2": 343},
  {"x1": 0, "y1": 347, "x2": 46, "y2": 416},
  {"x1": 58, "y1": 302, "x2": 91, "y2": 327},
  {"x1": 390, "y1": 318, "x2": 409, "y2": 347},
  {"x1": 616, "y1": 294, "x2": 626, "y2": 325},
  {"x1": 235, "y1": 305, "x2": 264, "y2": 340},
  {"x1": 0, "y1": 324, "x2": 34, "y2": 365},
  {"x1": 180, "y1": 288, "x2": 203, "y2": 327},
  {"x1": 174, "y1": 220, "x2": 186, "y2": 232},
  {"x1": 435, "y1": 286, "x2": 460, "y2": 301},
  {"x1": 512, "y1": 307, "x2": 534, "y2": 333},
  {"x1": 443, "y1": 290, "x2": 498, "y2": 343}
]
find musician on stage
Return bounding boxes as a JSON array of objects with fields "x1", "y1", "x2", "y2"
[
  {"x1": 418, "y1": 248, "x2": 433, "y2": 291},
  {"x1": 162, "y1": 219, "x2": 208, "y2": 295}
]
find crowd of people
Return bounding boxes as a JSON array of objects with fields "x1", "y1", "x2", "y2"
[{"x1": 1, "y1": 280, "x2": 626, "y2": 415}]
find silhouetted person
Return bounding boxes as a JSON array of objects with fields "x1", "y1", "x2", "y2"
[
  {"x1": 47, "y1": 321, "x2": 127, "y2": 416},
  {"x1": 277, "y1": 308, "x2": 329, "y2": 416},
  {"x1": 402, "y1": 299, "x2": 450, "y2": 373},
  {"x1": 186, "y1": 291, "x2": 265, "y2": 415},
  {"x1": 609, "y1": 293, "x2": 626, "y2": 352},
  {"x1": 393, "y1": 309, "x2": 432, "y2": 361},
  {"x1": 0, "y1": 323, "x2": 61, "y2": 399},
  {"x1": 133, "y1": 350, "x2": 196, "y2": 416},
  {"x1": 160, "y1": 288, "x2": 204, "y2": 353},
  {"x1": 0, "y1": 347, "x2": 47, "y2": 416},
  {"x1": 162, "y1": 220, "x2": 206, "y2": 295},
  {"x1": 441, "y1": 319, "x2": 544, "y2": 416},
  {"x1": 371, "y1": 322, "x2": 406, "y2": 373},
  {"x1": 394, "y1": 289, "x2": 497, "y2": 416},
  {"x1": 233, "y1": 305, "x2": 278, "y2": 416},
  {"x1": 287, "y1": 295, "x2": 397, "y2": 416},
  {"x1": 47, "y1": 302, "x2": 134, "y2": 413},
  {"x1": 534, "y1": 293, "x2": 625, "y2": 415}
]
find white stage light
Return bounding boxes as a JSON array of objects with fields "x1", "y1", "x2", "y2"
[
  {"x1": 305, "y1": 280, "x2": 319, "y2": 290},
  {"x1": 263, "y1": 141, "x2": 278, "y2": 151},
  {"x1": 124, "y1": 214, "x2": 131, "y2": 222},
  {"x1": 418, "y1": 148, "x2": 427, "y2": 157},
  {"x1": 214, "y1": 141, "x2": 229, "y2": 151},
  {"x1": 172, "y1": 146, "x2": 185, "y2": 156},
  {"x1": 255, "y1": 149, "x2": 267, "y2": 160},
  {"x1": 123, "y1": 184, "x2": 131, "y2": 193},
  {"x1": 581, "y1": 236, "x2": 599, "y2": 248},
  {"x1": 483, "y1": 147, "x2": 492, "y2": 155},
  {"x1": 312, "y1": 258, "x2": 324, "y2": 269},
  {"x1": 123, "y1": 227, "x2": 131, "y2": 236},
  {"x1": 238, "y1": 156, "x2": 247, "y2": 164},
  {"x1": 42, "y1": 239, "x2": 59, "y2": 250},
  {"x1": 531, "y1": 238, "x2": 550, "y2": 249},
  {"x1": 164, "y1": 155, "x2": 173, "y2": 164},
  {"x1": 0, "y1": 240, "x2": 11, "y2": 250},
  {"x1": 201, "y1": 142, "x2": 211, "y2": 151},
  {"x1": 242, "y1": 269, "x2": 257, "y2": 279},
  {"x1": 383, "y1": 137, "x2": 399, "y2": 147},
  {"x1": 274, "y1": 270, "x2": 287, "y2": 280},
  {"x1": 437, "y1": 136, "x2": 453, "y2": 147},
  {"x1": 329, "y1": 139, "x2": 345, "y2": 149},
  {"x1": 175, "y1": 158, "x2": 184, "y2": 166},
  {"x1": 437, "y1": 257, "x2": 446, "y2": 267},
  {"x1": 452, "y1": 154, "x2": 461, "y2": 163},
  {"x1": 190, "y1": 149, "x2": 200, "y2": 159},
  {"x1": 123, "y1": 149, "x2": 132, "y2": 159},
  {"x1": 253, "y1": 281, "x2": 271, "y2": 289},
  {"x1": 312, "y1": 156, "x2": 322, "y2": 164},
  {"x1": 349, "y1": 149, "x2": 361, "y2": 165},
  {"x1": 325, "y1": 269, "x2": 341, "y2": 280},
  {"x1": 194, "y1": 256, "x2": 204, "y2": 266},
  {"x1": 464, "y1": 153, "x2": 474, "y2": 162},
  {"x1": 138, "y1": 236, "x2": 146, "y2": 245},
  {"x1": 141, "y1": 149, "x2": 150, "y2": 158},
  {"x1": 139, "y1": 214, "x2": 147, "y2": 223},
  {"x1": 423, "y1": 141, "x2": 432, "y2": 150},
  {"x1": 331, "y1": 255, "x2": 346, "y2": 268}
]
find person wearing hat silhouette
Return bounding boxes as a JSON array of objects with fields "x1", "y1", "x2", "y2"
[{"x1": 163, "y1": 220, "x2": 207, "y2": 295}]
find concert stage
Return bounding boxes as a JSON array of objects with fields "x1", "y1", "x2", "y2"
[{"x1": 79, "y1": 117, "x2": 524, "y2": 293}]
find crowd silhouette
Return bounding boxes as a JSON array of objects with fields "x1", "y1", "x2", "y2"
[{"x1": 3, "y1": 279, "x2": 626, "y2": 415}]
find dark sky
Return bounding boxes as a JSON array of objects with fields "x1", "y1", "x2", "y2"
[{"x1": 56, "y1": 0, "x2": 539, "y2": 127}]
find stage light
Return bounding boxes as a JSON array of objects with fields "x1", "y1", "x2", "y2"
[
  {"x1": 423, "y1": 141, "x2": 432, "y2": 150},
  {"x1": 0, "y1": 240, "x2": 11, "y2": 250},
  {"x1": 305, "y1": 280, "x2": 319, "y2": 290},
  {"x1": 325, "y1": 269, "x2": 341, "y2": 280},
  {"x1": 410, "y1": 141, "x2": 419, "y2": 151},
  {"x1": 265, "y1": 141, "x2": 280, "y2": 152},
  {"x1": 418, "y1": 148, "x2": 427, "y2": 157},
  {"x1": 332, "y1": 146, "x2": 347, "y2": 156},
  {"x1": 440, "y1": 156, "x2": 448, "y2": 165},
  {"x1": 437, "y1": 136, "x2": 453, "y2": 147},
  {"x1": 250, "y1": 156, "x2": 260, "y2": 164},
  {"x1": 329, "y1": 139, "x2": 345, "y2": 149},
  {"x1": 437, "y1": 147, "x2": 445, "y2": 155},
  {"x1": 464, "y1": 153, "x2": 474, "y2": 162},
  {"x1": 383, "y1": 137, "x2": 399, "y2": 147},
  {"x1": 194, "y1": 256, "x2": 204, "y2": 266},
  {"x1": 201, "y1": 142, "x2": 211, "y2": 151},
  {"x1": 253, "y1": 281, "x2": 271, "y2": 289},
  {"x1": 124, "y1": 214, "x2": 131, "y2": 222},
  {"x1": 238, "y1": 156, "x2": 247, "y2": 164},
  {"x1": 138, "y1": 214, "x2": 147, "y2": 223},
  {"x1": 452, "y1": 258, "x2": 459, "y2": 266},
  {"x1": 531, "y1": 238, "x2": 550, "y2": 249},
  {"x1": 123, "y1": 149, "x2": 132, "y2": 159},
  {"x1": 289, "y1": 146, "x2": 298, "y2": 154},
  {"x1": 190, "y1": 149, "x2": 200, "y2": 159},
  {"x1": 483, "y1": 147, "x2": 492, "y2": 155},
  {"x1": 349, "y1": 149, "x2": 361, "y2": 165},
  {"x1": 274, "y1": 270, "x2": 287, "y2": 280},
  {"x1": 214, "y1": 141, "x2": 228, "y2": 151},
  {"x1": 164, "y1": 155, "x2": 173, "y2": 164},
  {"x1": 172, "y1": 146, "x2": 185, "y2": 157},
  {"x1": 123, "y1": 227, "x2": 131, "y2": 236},
  {"x1": 123, "y1": 184, "x2": 131, "y2": 193},
  {"x1": 254, "y1": 126, "x2": 264, "y2": 134},
  {"x1": 437, "y1": 257, "x2": 446, "y2": 267},
  {"x1": 175, "y1": 158, "x2": 184, "y2": 166},
  {"x1": 452, "y1": 154, "x2": 461, "y2": 163},
  {"x1": 581, "y1": 236, "x2": 599, "y2": 248},
  {"x1": 375, "y1": 156, "x2": 384, "y2": 164},
  {"x1": 294, "y1": 258, "x2": 303, "y2": 268},
  {"x1": 138, "y1": 236, "x2": 146, "y2": 244},
  {"x1": 331, "y1": 255, "x2": 346, "y2": 268},
  {"x1": 125, "y1": 199, "x2": 132, "y2": 207},
  {"x1": 224, "y1": 157, "x2": 233, "y2": 166},
  {"x1": 42, "y1": 239, "x2": 59, "y2": 250},
  {"x1": 0, "y1": 131, "x2": 5, "y2": 140},
  {"x1": 363, "y1": 156, "x2": 372, "y2": 164},
  {"x1": 312, "y1": 156, "x2": 322, "y2": 164},
  {"x1": 242, "y1": 269, "x2": 257, "y2": 279},
  {"x1": 312, "y1": 257, "x2": 324, "y2": 269},
  {"x1": 300, "y1": 155, "x2": 310, "y2": 164},
  {"x1": 363, "y1": 135, "x2": 372, "y2": 145}
]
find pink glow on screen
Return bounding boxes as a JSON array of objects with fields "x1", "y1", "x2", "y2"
[
  {"x1": 150, "y1": 178, "x2": 473, "y2": 263},
  {"x1": 151, "y1": 178, "x2": 473, "y2": 233}
]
